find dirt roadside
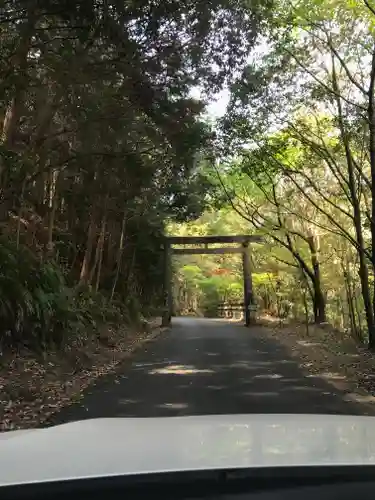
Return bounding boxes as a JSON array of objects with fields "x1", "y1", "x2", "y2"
[
  {"x1": 0, "y1": 318, "x2": 164, "y2": 431},
  {"x1": 259, "y1": 316, "x2": 375, "y2": 412}
]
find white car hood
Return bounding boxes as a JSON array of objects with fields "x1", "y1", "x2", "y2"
[{"x1": 1, "y1": 414, "x2": 375, "y2": 487}]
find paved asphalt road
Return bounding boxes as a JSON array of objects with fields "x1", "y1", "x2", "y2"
[{"x1": 49, "y1": 317, "x2": 370, "y2": 424}]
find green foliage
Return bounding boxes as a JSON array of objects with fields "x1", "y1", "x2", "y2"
[
  {"x1": 209, "y1": 0, "x2": 375, "y2": 345},
  {"x1": 71, "y1": 286, "x2": 128, "y2": 333},
  {"x1": 0, "y1": 237, "x2": 146, "y2": 352},
  {"x1": 0, "y1": 239, "x2": 72, "y2": 350}
]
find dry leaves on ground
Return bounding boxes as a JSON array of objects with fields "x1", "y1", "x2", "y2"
[
  {"x1": 0, "y1": 318, "x2": 163, "y2": 431},
  {"x1": 259, "y1": 316, "x2": 375, "y2": 406}
]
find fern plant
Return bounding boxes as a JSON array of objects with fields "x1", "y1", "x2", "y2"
[{"x1": 0, "y1": 238, "x2": 72, "y2": 350}]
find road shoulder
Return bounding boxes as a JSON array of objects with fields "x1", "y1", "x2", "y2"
[
  {"x1": 0, "y1": 318, "x2": 165, "y2": 431},
  {"x1": 259, "y1": 318, "x2": 375, "y2": 412}
]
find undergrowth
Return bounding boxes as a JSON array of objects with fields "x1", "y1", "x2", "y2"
[{"x1": 0, "y1": 238, "x2": 136, "y2": 353}]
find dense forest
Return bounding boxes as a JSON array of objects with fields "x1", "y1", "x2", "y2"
[
  {"x1": 0, "y1": 0, "x2": 270, "y2": 351},
  {"x1": 2, "y1": 0, "x2": 375, "y2": 353}
]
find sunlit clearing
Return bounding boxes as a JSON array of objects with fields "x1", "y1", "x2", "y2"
[{"x1": 149, "y1": 364, "x2": 214, "y2": 375}]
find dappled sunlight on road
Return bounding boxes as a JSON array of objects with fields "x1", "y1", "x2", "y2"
[
  {"x1": 118, "y1": 398, "x2": 140, "y2": 405},
  {"x1": 243, "y1": 391, "x2": 280, "y2": 397},
  {"x1": 149, "y1": 364, "x2": 214, "y2": 375},
  {"x1": 156, "y1": 403, "x2": 189, "y2": 410},
  {"x1": 47, "y1": 318, "x2": 375, "y2": 424},
  {"x1": 281, "y1": 386, "x2": 326, "y2": 393},
  {"x1": 306, "y1": 372, "x2": 347, "y2": 381}
]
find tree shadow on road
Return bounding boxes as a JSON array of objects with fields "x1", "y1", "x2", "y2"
[{"x1": 46, "y1": 321, "x2": 375, "y2": 426}]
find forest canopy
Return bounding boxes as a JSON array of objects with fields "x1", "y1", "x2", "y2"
[
  {"x1": 172, "y1": 0, "x2": 375, "y2": 350},
  {"x1": 0, "y1": 0, "x2": 271, "y2": 349}
]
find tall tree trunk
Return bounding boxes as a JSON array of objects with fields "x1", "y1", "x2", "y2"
[
  {"x1": 89, "y1": 212, "x2": 106, "y2": 286},
  {"x1": 307, "y1": 234, "x2": 326, "y2": 323},
  {"x1": 302, "y1": 288, "x2": 309, "y2": 335},
  {"x1": 79, "y1": 212, "x2": 96, "y2": 285},
  {"x1": 368, "y1": 43, "x2": 375, "y2": 349},
  {"x1": 46, "y1": 168, "x2": 59, "y2": 259},
  {"x1": 331, "y1": 54, "x2": 375, "y2": 347},
  {"x1": 110, "y1": 210, "x2": 126, "y2": 302},
  {"x1": 342, "y1": 260, "x2": 360, "y2": 341},
  {"x1": 1, "y1": 11, "x2": 36, "y2": 186},
  {"x1": 0, "y1": 12, "x2": 36, "y2": 221},
  {"x1": 16, "y1": 178, "x2": 27, "y2": 249},
  {"x1": 94, "y1": 225, "x2": 105, "y2": 292}
]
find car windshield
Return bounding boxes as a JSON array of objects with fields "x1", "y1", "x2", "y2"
[{"x1": 1, "y1": 0, "x2": 375, "y2": 476}]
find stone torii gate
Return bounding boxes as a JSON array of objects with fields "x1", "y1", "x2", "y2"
[{"x1": 162, "y1": 235, "x2": 262, "y2": 327}]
